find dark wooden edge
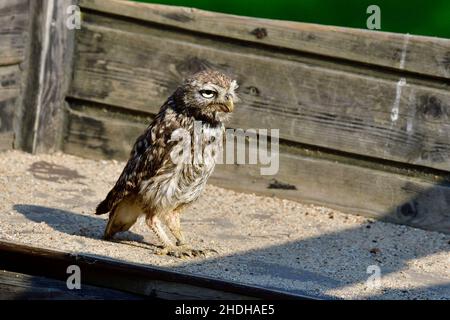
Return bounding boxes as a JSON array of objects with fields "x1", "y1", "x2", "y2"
[
  {"x1": 0, "y1": 270, "x2": 144, "y2": 300},
  {"x1": 0, "y1": 240, "x2": 315, "y2": 300}
]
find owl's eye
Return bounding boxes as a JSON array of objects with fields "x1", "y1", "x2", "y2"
[{"x1": 199, "y1": 90, "x2": 216, "y2": 99}]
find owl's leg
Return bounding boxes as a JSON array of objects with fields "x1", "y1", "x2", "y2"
[
  {"x1": 146, "y1": 212, "x2": 216, "y2": 258},
  {"x1": 147, "y1": 215, "x2": 188, "y2": 257},
  {"x1": 146, "y1": 215, "x2": 174, "y2": 248},
  {"x1": 166, "y1": 210, "x2": 185, "y2": 246},
  {"x1": 160, "y1": 210, "x2": 218, "y2": 258}
]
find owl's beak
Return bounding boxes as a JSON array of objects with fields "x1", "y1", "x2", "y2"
[
  {"x1": 214, "y1": 100, "x2": 234, "y2": 113},
  {"x1": 223, "y1": 100, "x2": 234, "y2": 113}
]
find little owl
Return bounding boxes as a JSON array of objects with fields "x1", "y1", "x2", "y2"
[{"x1": 95, "y1": 70, "x2": 238, "y2": 257}]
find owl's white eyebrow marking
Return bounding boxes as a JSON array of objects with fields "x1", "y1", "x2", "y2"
[{"x1": 202, "y1": 83, "x2": 220, "y2": 91}]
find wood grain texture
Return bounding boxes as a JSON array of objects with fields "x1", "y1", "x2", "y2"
[
  {"x1": 63, "y1": 106, "x2": 147, "y2": 160},
  {"x1": 13, "y1": 0, "x2": 41, "y2": 152},
  {"x1": 69, "y1": 21, "x2": 450, "y2": 171},
  {"x1": 212, "y1": 153, "x2": 450, "y2": 235},
  {"x1": 0, "y1": 64, "x2": 21, "y2": 151},
  {"x1": 0, "y1": 0, "x2": 30, "y2": 66},
  {"x1": 32, "y1": 0, "x2": 76, "y2": 153},
  {"x1": 63, "y1": 106, "x2": 450, "y2": 234},
  {"x1": 18, "y1": 0, "x2": 76, "y2": 153},
  {"x1": 0, "y1": 65, "x2": 20, "y2": 134},
  {"x1": 79, "y1": 0, "x2": 450, "y2": 80}
]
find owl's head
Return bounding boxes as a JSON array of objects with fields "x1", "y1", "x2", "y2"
[{"x1": 178, "y1": 70, "x2": 238, "y2": 123}]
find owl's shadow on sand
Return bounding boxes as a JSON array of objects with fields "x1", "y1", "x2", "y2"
[{"x1": 12, "y1": 204, "x2": 157, "y2": 249}]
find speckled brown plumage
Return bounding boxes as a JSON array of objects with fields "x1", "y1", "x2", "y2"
[{"x1": 95, "y1": 70, "x2": 238, "y2": 257}]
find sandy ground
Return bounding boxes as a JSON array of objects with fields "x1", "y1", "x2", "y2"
[{"x1": 0, "y1": 150, "x2": 449, "y2": 299}]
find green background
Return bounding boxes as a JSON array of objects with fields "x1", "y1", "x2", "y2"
[{"x1": 134, "y1": 0, "x2": 450, "y2": 39}]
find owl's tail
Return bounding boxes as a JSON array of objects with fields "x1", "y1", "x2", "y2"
[
  {"x1": 95, "y1": 185, "x2": 128, "y2": 215},
  {"x1": 95, "y1": 197, "x2": 111, "y2": 215},
  {"x1": 95, "y1": 171, "x2": 130, "y2": 215},
  {"x1": 95, "y1": 188, "x2": 122, "y2": 215}
]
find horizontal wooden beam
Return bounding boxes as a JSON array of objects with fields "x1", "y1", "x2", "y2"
[
  {"x1": 0, "y1": 270, "x2": 143, "y2": 300},
  {"x1": 0, "y1": 240, "x2": 310, "y2": 299},
  {"x1": 63, "y1": 105, "x2": 147, "y2": 159},
  {"x1": 79, "y1": 0, "x2": 450, "y2": 80},
  {"x1": 63, "y1": 105, "x2": 450, "y2": 234},
  {"x1": 69, "y1": 19, "x2": 450, "y2": 172}
]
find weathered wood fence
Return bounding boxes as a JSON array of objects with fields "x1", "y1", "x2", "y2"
[{"x1": 1, "y1": 0, "x2": 450, "y2": 233}]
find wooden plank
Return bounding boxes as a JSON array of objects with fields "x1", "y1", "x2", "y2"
[
  {"x1": 16, "y1": 0, "x2": 45, "y2": 152},
  {"x1": 32, "y1": 0, "x2": 76, "y2": 153},
  {"x1": 0, "y1": 0, "x2": 30, "y2": 66},
  {"x1": 212, "y1": 154, "x2": 450, "y2": 235},
  {"x1": 63, "y1": 106, "x2": 148, "y2": 159},
  {"x1": 69, "y1": 22, "x2": 450, "y2": 172},
  {"x1": 79, "y1": 0, "x2": 450, "y2": 80},
  {"x1": 18, "y1": 0, "x2": 76, "y2": 153},
  {"x1": 0, "y1": 270, "x2": 143, "y2": 300},
  {"x1": 63, "y1": 106, "x2": 450, "y2": 234},
  {"x1": 0, "y1": 240, "x2": 309, "y2": 299}
]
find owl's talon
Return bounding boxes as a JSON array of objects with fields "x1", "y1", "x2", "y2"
[
  {"x1": 155, "y1": 247, "x2": 169, "y2": 256},
  {"x1": 204, "y1": 248, "x2": 219, "y2": 254},
  {"x1": 156, "y1": 246, "x2": 217, "y2": 258}
]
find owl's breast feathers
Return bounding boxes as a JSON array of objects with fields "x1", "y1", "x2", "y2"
[{"x1": 95, "y1": 102, "x2": 224, "y2": 215}]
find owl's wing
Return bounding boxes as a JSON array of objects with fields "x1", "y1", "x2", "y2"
[{"x1": 95, "y1": 106, "x2": 178, "y2": 215}]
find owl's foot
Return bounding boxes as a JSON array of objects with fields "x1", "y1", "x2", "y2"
[{"x1": 156, "y1": 245, "x2": 218, "y2": 258}]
